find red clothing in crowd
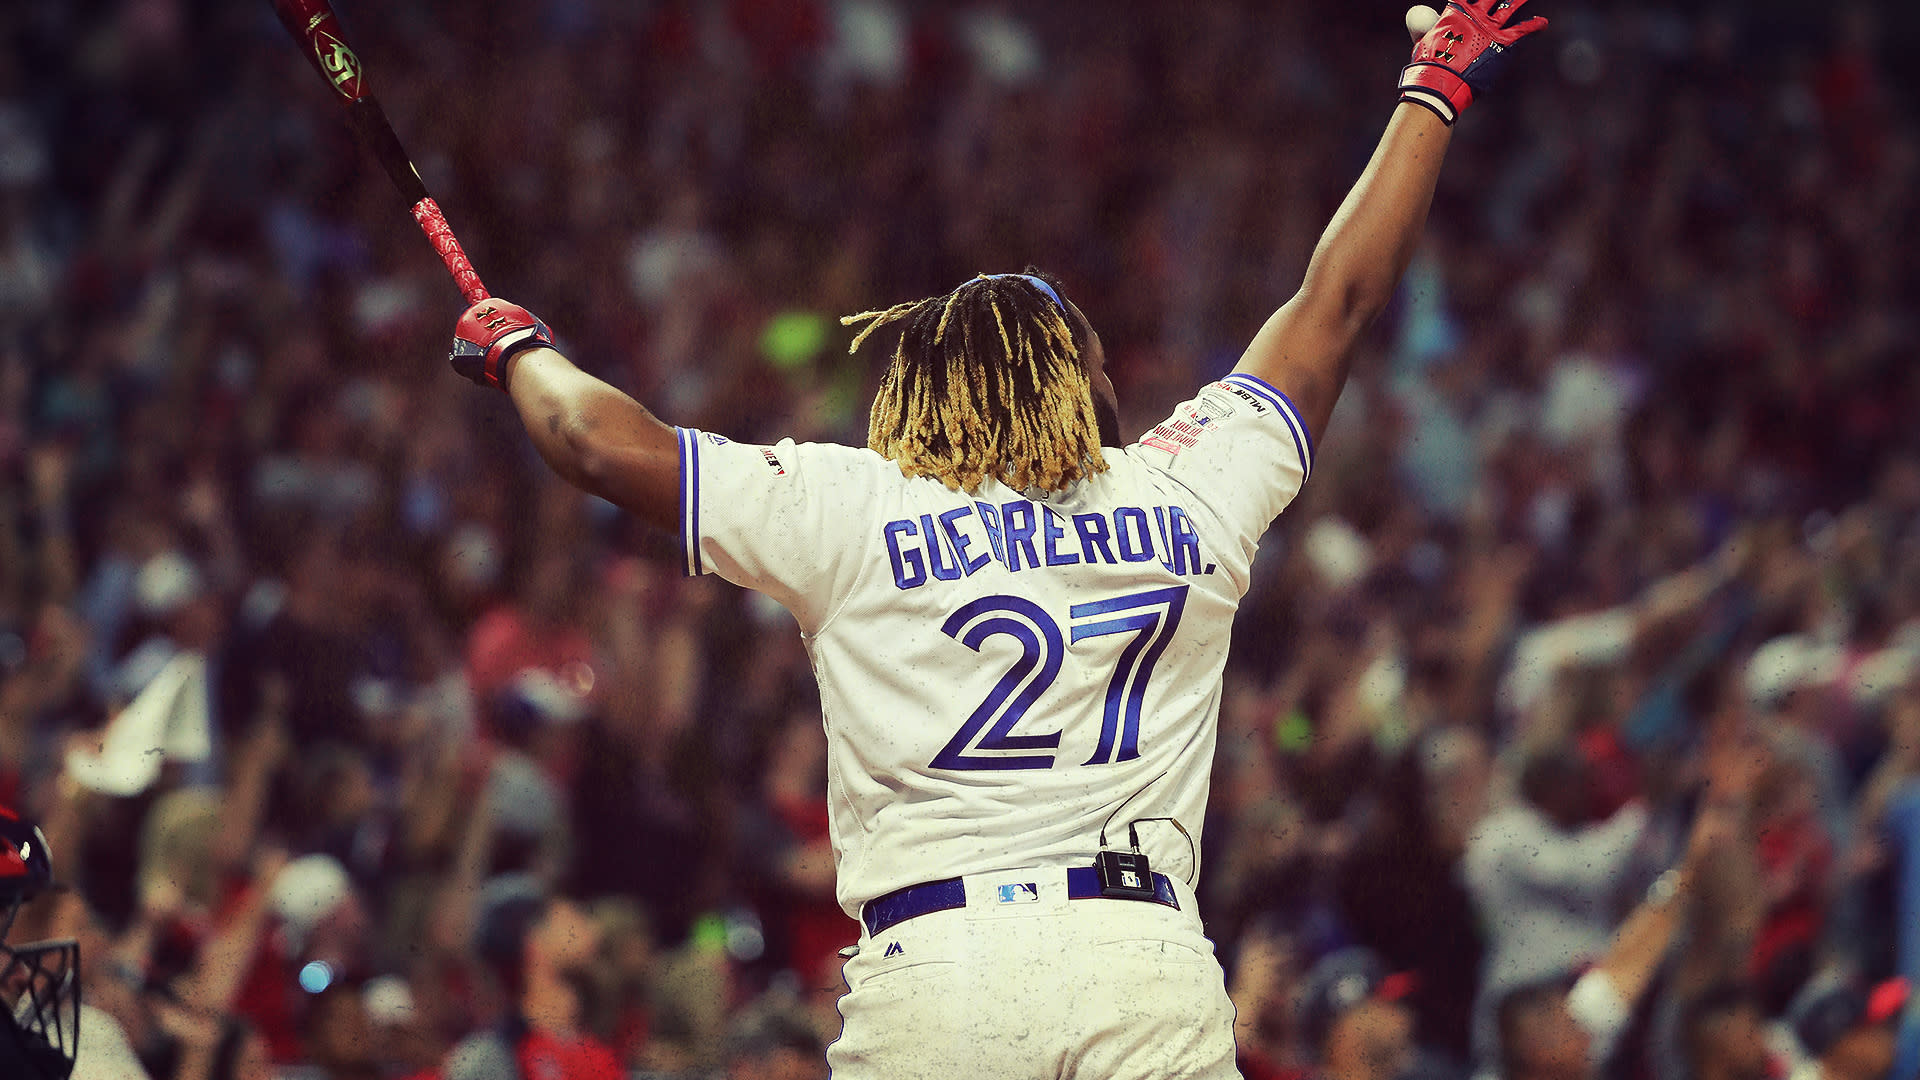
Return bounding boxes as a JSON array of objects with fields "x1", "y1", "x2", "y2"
[
  {"x1": 427, "y1": 1024, "x2": 623, "y2": 1080},
  {"x1": 1238, "y1": 1049, "x2": 1312, "y2": 1080},
  {"x1": 1752, "y1": 811, "x2": 1833, "y2": 983},
  {"x1": 465, "y1": 606, "x2": 595, "y2": 700},
  {"x1": 516, "y1": 1028, "x2": 624, "y2": 1080},
  {"x1": 772, "y1": 794, "x2": 860, "y2": 989}
]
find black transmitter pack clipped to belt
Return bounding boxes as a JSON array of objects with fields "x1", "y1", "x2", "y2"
[{"x1": 1094, "y1": 849, "x2": 1157, "y2": 900}]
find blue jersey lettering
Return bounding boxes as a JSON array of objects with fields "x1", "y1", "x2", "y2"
[
  {"x1": 1114, "y1": 508, "x2": 1154, "y2": 563},
  {"x1": 1073, "y1": 513, "x2": 1116, "y2": 564},
  {"x1": 882, "y1": 503, "x2": 1203, "y2": 585},
  {"x1": 921, "y1": 514, "x2": 964, "y2": 581},
  {"x1": 1168, "y1": 506, "x2": 1201, "y2": 577},
  {"x1": 975, "y1": 502, "x2": 1008, "y2": 566},
  {"x1": 1002, "y1": 501, "x2": 1039, "y2": 572},
  {"x1": 941, "y1": 506, "x2": 992, "y2": 575},
  {"x1": 1041, "y1": 507, "x2": 1080, "y2": 567},
  {"x1": 885, "y1": 519, "x2": 927, "y2": 590},
  {"x1": 1152, "y1": 507, "x2": 1178, "y2": 573}
]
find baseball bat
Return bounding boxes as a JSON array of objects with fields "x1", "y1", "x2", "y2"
[{"x1": 268, "y1": 0, "x2": 489, "y2": 305}]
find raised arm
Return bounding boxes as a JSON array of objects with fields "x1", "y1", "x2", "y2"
[
  {"x1": 1558, "y1": 802, "x2": 1733, "y2": 1064},
  {"x1": 1235, "y1": 106, "x2": 1449, "y2": 439},
  {"x1": 504, "y1": 347, "x2": 681, "y2": 531},
  {"x1": 1235, "y1": 0, "x2": 1546, "y2": 441},
  {"x1": 445, "y1": 302, "x2": 682, "y2": 532},
  {"x1": 1592, "y1": 802, "x2": 1732, "y2": 1007}
]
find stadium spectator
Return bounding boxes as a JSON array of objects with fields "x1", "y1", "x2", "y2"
[
  {"x1": 1786, "y1": 974, "x2": 1911, "y2": 1080},
  {"x1": 1680, "y1": 986, "x2": 1782, "y2": 1080},
  {"x1": 721, "y1": 1008, "x2": 827, "y2": 1080},
  {"x1": 1463, "y1": 741, "x2": 1651, "y2": 1059},
  {"x1": 447, "y1": 886, "x2": 622, "y2": 1080},
  {"x1": 1495, "y1": 801, "x2": 1733, "y2": 1080},
  {"x1": 1231, "y1": 923, "x2": 1311, "y2": 1080},
  {"x1": 1294, "y1": 948, "x2": 1429, "y2": 1080},
  {"x1": 1, "y1": 3, "x2": 1917, "y2": 1077}
]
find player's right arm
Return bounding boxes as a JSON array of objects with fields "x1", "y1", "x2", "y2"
[
  {"x1": 446, "y1": 304, "x2": 878, "y2": 626},
  {"x1": 503, "y1": 346, "x2": 682, "y2": 533},
  {"x1": 1233, "y1": 0, "x2": 1546, "y2": 443},
  {"x1": 444, "y1": 299, "x2": 682, "y2": 534}
]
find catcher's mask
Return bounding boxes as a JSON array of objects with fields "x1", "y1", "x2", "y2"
[{"x1": 0, "y1": 808, "x2": 78, "y2": 1080}]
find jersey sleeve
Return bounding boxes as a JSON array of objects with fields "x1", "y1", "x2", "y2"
[
  {"x1": 676, "y1": 428, "x2": 882, "y2": 630},
  {"x1": 1128, "y1": 372, "x2": 1314, "y2": 546}
]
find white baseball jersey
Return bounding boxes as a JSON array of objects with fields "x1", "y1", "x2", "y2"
[{"x1": 676, "y1": 372, "x2": 1312, "y2": 918}]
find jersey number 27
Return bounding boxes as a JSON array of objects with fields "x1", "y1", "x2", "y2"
[{"x1": 930, "y1": 585, "x2": 1189, "y2": 771}]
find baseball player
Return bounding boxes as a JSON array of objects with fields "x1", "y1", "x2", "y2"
[{"x1": 445, "y1": 4, "x2": 1544, "y2": 1076}]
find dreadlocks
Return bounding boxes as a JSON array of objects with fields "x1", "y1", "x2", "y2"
[{"x1": 843, "y1": 274, "x2": 1109, "y2": 495}]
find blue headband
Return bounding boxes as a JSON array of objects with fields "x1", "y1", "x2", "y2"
[{"x1": 983, "y1": 273, "x2": 1068, "y2": 314}]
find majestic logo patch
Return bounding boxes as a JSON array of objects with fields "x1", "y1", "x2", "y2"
[
  {"x1": 704, "y1": 432, "x2": 730, "y2": 446},
  {"x1": 883, "y1": 941, "x2": 904, "y2": 957},
  {"x1": 996, "y1": 882, "x2": 1040, "y2": 905}
]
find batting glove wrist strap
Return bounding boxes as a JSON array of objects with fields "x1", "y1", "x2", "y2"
[
  {"x1": 451, "y1": 299, "x2": 552, "y2": 392},
  {"x1": 1398, "y1": 0, "x2": 1547, "y2": 125}
]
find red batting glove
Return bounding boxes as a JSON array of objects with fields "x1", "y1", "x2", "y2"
[
  {"x1": 1400, "y1": 0, "x2": 1548, "y2": 126},
  {"x1": 450, "y1": 299, "x2": 553, "y2": 391}
]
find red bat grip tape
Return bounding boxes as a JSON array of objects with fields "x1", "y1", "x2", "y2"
[{"x1": 411, "y1": 198, "x2": 488, "y2": 305}]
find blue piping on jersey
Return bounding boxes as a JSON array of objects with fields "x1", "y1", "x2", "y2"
[
  {"x1": 678, "y1": 428, "x2": 703, "y2": 577},
  {"x1": 1222, "y1": 373, "x2": 1314, "y2": 478}
]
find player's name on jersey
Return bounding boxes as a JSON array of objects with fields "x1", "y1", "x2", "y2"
[{"x1": 883, "y1": 500, "x2": 1214, "y2": 591}]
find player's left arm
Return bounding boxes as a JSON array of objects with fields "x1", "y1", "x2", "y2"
[
  {"x1": 446, "y1": 300, "x2": 682, "y2": 533},
  {"x1": 1234, "y1": 106, "x2": 1448, "y2": 441},
  {"x1": 1233, "y1": 0, "x2": 1546, "y2": 442}
]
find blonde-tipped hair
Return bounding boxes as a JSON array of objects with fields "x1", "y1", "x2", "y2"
[{"x1": 843, "y1": 274, "x2": 1108, "y2": 495}]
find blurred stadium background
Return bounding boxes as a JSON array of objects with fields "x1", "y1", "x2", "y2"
[{"x1": 2, "y1": 2, "x2": 1918, "y2": 1078}]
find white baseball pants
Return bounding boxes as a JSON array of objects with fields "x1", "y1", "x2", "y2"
[{"x1": 828, "y1": 866, "x2": 1241, "y2": 1079}]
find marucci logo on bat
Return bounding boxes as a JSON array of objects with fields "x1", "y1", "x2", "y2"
[{"x1": 313, "y1": 31, "x2": 364, "y2": 99}]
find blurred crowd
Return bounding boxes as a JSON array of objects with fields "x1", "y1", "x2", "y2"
[{"x1": 2, "y1": 1, "x2": 1918, "y2": 1079}]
